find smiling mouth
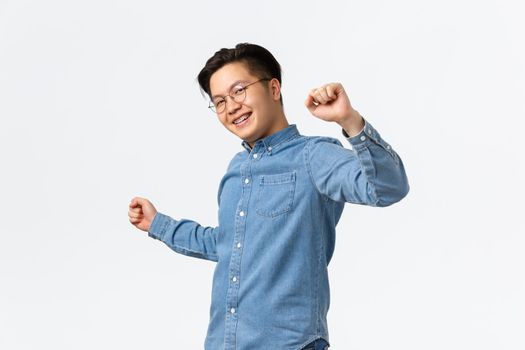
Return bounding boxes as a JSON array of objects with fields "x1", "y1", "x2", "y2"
[{"x1": 233, "y1": 113, "x2": 251, "y2": 126}]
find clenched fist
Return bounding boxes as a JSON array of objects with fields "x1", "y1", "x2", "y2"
[
  {"x1": 128, "y1": 197, "x2": 157, "y2": 232},
  {"x1": 305, "y1": 82, "x2": 364, "y2": 137}
]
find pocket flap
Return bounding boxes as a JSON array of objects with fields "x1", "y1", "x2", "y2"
[{"x1": 260, "y1": 171, "x2": 296, "y2": 185}]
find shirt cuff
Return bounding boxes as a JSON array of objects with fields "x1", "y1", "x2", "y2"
[
  {"x1": 341, "y1": 123, "x2": 366, "y2": 139},
  {"x1": 147, "y1": 212, "x2": 170, "y2": 240},
  {"x1": 342, "y1": 117, "x2": 397, "y2": 159},
  {"x1": 341, "y1": 117, "x2": 371, "y2": 146}
]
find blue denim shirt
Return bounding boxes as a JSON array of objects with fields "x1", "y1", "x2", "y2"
[{"x1": 148, "y1": 117, "x2": 409, "y2": 350}]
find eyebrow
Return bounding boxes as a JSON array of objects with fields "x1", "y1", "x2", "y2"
[{"x1": 211, "y1": 80, "x2": 248, "y2": 99}]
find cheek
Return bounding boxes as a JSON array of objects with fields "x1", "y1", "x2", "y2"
[
  {"x1": 241, "y1": 97, "x2": 255, "y2": 109},
  {"x1": 243, "y1": 97, "x2": 264, "y2": 114},
  {"x1": 251, "y1": 100, "x2": 271, "y2": 118}
]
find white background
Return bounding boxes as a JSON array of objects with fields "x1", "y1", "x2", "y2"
[{"x1": 1, "y1": 0, "x2": 524, "y2": 349}]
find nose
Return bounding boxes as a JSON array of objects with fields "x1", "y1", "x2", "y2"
[{"x1": 225, "y1": 95, "x2": 242, "y2": 114}]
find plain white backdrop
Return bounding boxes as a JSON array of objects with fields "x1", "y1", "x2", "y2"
[{"x1": 1, "y1": 0, "x2": 524, "y2": 349}]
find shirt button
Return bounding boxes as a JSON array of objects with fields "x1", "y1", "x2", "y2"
[
  {"x1": 244, "y1": 178, "x2": 250, "y2": 184},
  {"x1": 368, "y1": 128, "x2": 372, "y2": 134},
  {"x1": 267, "y1": 146, "x2": 272, "y2": 151},
  {"x1": 253, "y1": 153, "x2": 258, "y2": 159},
  {"x1": 386, "y1": 145, "x2": 391, "y2": 149},
  {"x1": 232, "y1": 276, "x2": 237, "y2": 282},
  {"x1": 360, "y1": 135, "x2": 366, "y2": 141},
  {"x1": 230, "y1": 308, "x2": 236, "y2": 314},
  {"x1": 236, "y1": 242, "x2": 241, "y2": 248},
  {"x1": 239, "y1": 211, "x2": 245, "y2": 217}
]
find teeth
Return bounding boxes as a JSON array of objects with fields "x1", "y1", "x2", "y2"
[{"x1": 234, "y1": 114, "x2": 249, "y2": 124}]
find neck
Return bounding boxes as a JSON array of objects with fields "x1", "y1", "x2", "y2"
[{"x1": 247, "y1": 112, "x2": 289, "y2": 149}]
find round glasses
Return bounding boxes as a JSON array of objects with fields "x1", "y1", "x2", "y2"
[{"x1": 208, "y1": 78, "x2": 270, "y2": 114}]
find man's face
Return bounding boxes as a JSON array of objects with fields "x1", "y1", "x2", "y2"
[{"x1": 209, "y1": 61, "x2": 282, "y2": 146}]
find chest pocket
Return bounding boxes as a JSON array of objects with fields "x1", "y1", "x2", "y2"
[{"x1": 255, "y1": 171, "x2": 296, "y2": 218}]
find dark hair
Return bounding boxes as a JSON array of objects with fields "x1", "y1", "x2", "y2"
[{"x1": 197, "y1": 43, "x2": 283, "y2": 105}]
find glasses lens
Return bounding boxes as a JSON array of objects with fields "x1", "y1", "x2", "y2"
[
  {"x1": 215, "y1": 100, "x2": 225, "y2": 113},
  {"x1": 231, "y1": 86, "x2": 246, "y2": 104},
  {"x1": 209, "y1": 83, "x2": 252, "y2": 114}
]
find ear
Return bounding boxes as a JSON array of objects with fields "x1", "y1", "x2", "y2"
[{"x1": 269, "y1": 78, "x2": 281, "y2": 101}]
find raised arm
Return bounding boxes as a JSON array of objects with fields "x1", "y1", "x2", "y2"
[
  {"x1": 304, "y1": 83, "x2": 409, "y2": 206},
  {"x1": 305, "y1": 119, "x2": 409, "y2": 206}
]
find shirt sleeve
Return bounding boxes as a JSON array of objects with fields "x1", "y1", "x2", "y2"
[
  {"x1": 305, "y1": 117, "x2": 410, "y2": 206},
  {"x1": 147, "y1": 212, "x2": 219, "y2": 262}
]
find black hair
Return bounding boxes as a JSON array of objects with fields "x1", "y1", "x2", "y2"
[{"x1": 197, "y1": 43, "x2": 283, "y2": 105}]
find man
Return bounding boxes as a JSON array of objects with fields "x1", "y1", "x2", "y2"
[{"x1": 128, "y1": 43, "x2": 409, "y2": 350}]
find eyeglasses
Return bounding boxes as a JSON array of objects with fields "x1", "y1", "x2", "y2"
[{"x1": 208, "y1": 78, "x2": 270, "y2": 114}]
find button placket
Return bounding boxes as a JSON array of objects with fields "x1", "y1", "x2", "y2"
[{"x1": 224, "y1": 159, "x2": 253, "y2": 347}]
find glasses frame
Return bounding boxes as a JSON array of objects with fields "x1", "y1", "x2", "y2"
[{"x1": 208, "y1": 78, "x2": 271, "y2": 114}]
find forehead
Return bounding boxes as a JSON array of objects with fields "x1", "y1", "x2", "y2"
[{"x1": 209, "y1": 62, "x2": 257, "y2": 98}]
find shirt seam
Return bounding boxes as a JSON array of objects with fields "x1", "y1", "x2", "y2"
[
  {"x1": 304, "y1": 137, "x2": 335, "y2": 203},
  {"x1": 358, "y1": 146, "x2": 380, "y2": 206},
  {"x1": 270, "y1": 133, "x2": 301, "y2": 150},
  {"x1": 316, "y1": 223, "x2": 323, "y2": 335},
  {"x1": 171, "y1": 245, "x2": 219, "y2": 261}
]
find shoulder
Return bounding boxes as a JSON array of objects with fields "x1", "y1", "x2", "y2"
[
  {"x1": 304, "y1": 135, "x2": 344, "y2": 151},
  {"x1": 303, "y1": 134, "x2": 355, "y2": 167},
  {"x1": 226, "y1": 150, "x2": 245, "y2": 170}
]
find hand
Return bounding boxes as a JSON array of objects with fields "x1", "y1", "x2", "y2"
[
  {"x1": 305, "y1": 82, "x2": 364, "y2": 136},
  {"x1": 128, "y1": 197, "x2": 157, "y2": 232}
]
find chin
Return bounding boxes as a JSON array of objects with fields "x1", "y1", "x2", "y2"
[{"x1": 232, "y1": 116, "x2": 258, "y2": 137}]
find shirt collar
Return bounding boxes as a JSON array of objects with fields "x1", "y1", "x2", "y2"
[{"x1": 241, "y1": 124, "x2": 300, "y2": 152}]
